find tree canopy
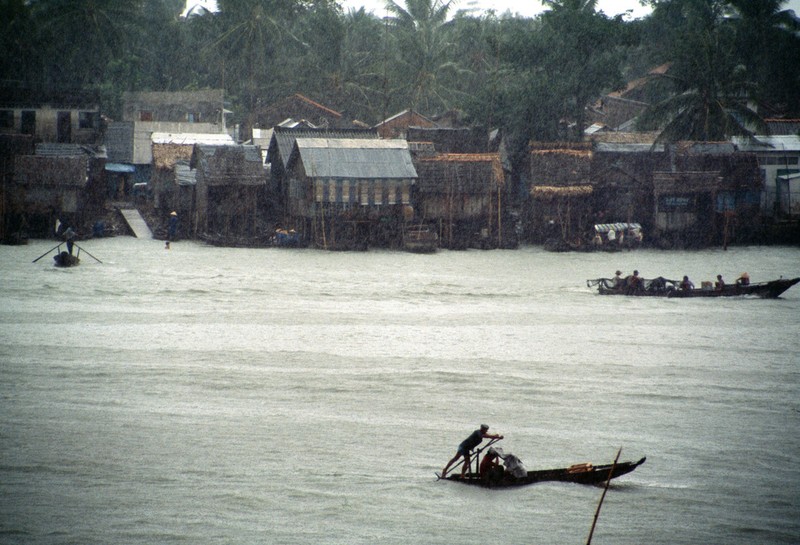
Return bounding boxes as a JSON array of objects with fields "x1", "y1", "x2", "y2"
[{"x1": 1, "y1": 0, "x2": 797, "y2": 141}]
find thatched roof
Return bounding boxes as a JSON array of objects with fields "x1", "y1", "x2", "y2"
[
  {"x1": 14, "y1": 155, "x2": 88, "y2": 187},
  {"x1": 190, "y1": 144, "x2": 265, "y2": 186},
  {"x1": 415, "y1": 153, "x2": 504, "y2": 193},
  {"x1": 151, "y1": 133, "x2": 234, "y2": 170},
  {"x1": 530, "y1": 144, "x2": 592, "y2": 186}
]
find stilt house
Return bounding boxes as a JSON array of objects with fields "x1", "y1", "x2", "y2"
[
  {"x1": 151, "y1": 132, "x2": 235, "y2": 222},
  {"x1": 284, "y1": 138, "x2": 417, "y2": 250},
  {"x1": 12, "y1": 143, "x2": 106, "y2": 237},
  {"x1": 653, "y1": 142, "x2": 762, "y2": 247},
  {"x1": 413, "y1": 153, "x2": 508, "y2": 249},
  {"x1": 528, "y1": 142, "x2": 594, "y2": 247},
  {"x1": 190, "y1": 144, "x2": 265, "y2": 241}
]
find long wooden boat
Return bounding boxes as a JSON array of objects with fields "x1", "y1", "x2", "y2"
[
  {"x1": 439, "y1": 457, "x2": 646, "y2": 488},
  {"x1": 587, "y1": 277, "x2": 799, "y2": 299}
]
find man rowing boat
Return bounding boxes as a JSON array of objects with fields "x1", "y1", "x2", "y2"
[{"x1": 441, "y1": 424, "x2": 503, "y2": 478}]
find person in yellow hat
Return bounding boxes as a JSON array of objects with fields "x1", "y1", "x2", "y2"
[
  {"x1": 736, "y1": 272, "x2": 750, "y2": 286},
  {"x1": 168, "y1": 211, "x2": 178, "y2": 241}
]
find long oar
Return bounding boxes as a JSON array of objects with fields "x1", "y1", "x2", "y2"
[
  {"x1": 586, "y1": 447, "x2": 622, "y2": 545},
  {"x1": 32, "y1": 243, "x2": 63, "y2": 263},
  {"x1": 73, "y1": 243, "x2": 102, "y2": 263}
]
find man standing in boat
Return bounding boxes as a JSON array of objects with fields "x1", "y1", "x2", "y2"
[
  {"x1": 64, "y1": 226, "x2": 76, "y2": 255},
  {"x1": 441, "y1": 424, "x2": 503, "y2": 478}
]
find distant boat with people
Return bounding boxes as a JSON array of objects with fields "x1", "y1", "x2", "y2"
[
  {"x1": 587, "y1": 275, "x2": 799, "y2": 299},
  {"x1": 438, "y1": 452, "x2": 646, "y2": 489}
]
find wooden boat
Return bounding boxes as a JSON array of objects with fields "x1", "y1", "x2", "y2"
[
  {"x1": 587, "y1": 277, "x2": 799, "y2": 299},
  {"x1": 53, "y1": 251, "x2": 80, "y2": 267},
  {"x1": 439, "y1": 457, "x2": 646, "y2": 488},
  {"x1": 403, "y1": 226, "x2": 438, "y2": 253}
]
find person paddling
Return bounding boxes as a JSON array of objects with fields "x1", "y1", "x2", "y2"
[{"x1": 441, "y1": 424, "x2": 503, "y2": 478}]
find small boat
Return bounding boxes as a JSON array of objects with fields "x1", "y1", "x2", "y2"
[
  {"x1": 403, "y1": 226, "x2": 438, "y2": 253},
  {"x1": 53, "y1": 251, "x2": 80, "y2": 267},
  {"x1": 439, "y1": 457, "x2": 646, "y2": 488},
  {"x1": 271, "y1": 228, "x2": 305, "y2": 248},
  {"x1": 587, "y1": 277, "x2": 799, "y2": 299}
]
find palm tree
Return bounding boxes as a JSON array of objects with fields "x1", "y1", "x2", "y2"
[
  {"x1": 637, "y1": 0, "x2": 767, "y2": 141},
  {"x1": 384, "y1": 0, "x2": 463, "y2": 115},
  {"x1": 539, "y1": 0, "x2": 624, "y2": 139},
  {"x1": 725, "y1": 0, "x2": 800, "y2": 116},
  {"x1": 30, "y1": 0, "x2": 144, "y2": 87},
  {"x1": 211, "y1": 0, "x2": 305, "y2": 135}
]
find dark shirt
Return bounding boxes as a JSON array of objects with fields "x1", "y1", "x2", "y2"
[
  {"x1": 459, "y1": 429, "x2": 484, "y2": 452},
  {"x1": 479, "y1": 454, "x2": 500, "y2": 476}
]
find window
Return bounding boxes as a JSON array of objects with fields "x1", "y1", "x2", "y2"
[
  {"x1": 139, "y1": 110, "x2": 153, "y2": 121},
  {"x1": 0, "y1": 110, "x2": 13, "y2": 129},
  {"x1": 21, "y1": 110, "x2": 35, "y2": 135},
  {"x1": 79, "y1": 111, "x2": 98, "y2": 129},
  {"x1": 758, "y1": 155, "x2": 799, "y2": 166}
]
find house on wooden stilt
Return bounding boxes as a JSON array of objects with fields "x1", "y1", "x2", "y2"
[
  {"x1": 284, "y1": 138, "x2": 417, "y2": 250},
  {"x1": 413, "y1": 152, "x2": 510, "y2": 249}
]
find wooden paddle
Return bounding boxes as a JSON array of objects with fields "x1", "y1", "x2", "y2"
[
  {"x1": 32, "y1": 243, "x2": 63, "y2": 263},
  {"x1": 73, "y1": 243, "x2": 102, "y2": 263}
]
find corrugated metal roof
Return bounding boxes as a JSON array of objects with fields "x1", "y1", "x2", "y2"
[
  {"x1": 595, "y1": 142, "x2": 664, "y2": 153},
  {"x1": 35, "y1": 143, "x2": 107, "y2": 158},
  {"x1": 732, "y1": 135, "x2": 800, "y2": 152},
  {"x1": 194, "y1": 144, "x2": 262, "y2": 163},
  {"x1": 293, "y1": 138, "x2": 417, "y2": 179},
  {"x1": 269, "y1": 127, "x2": 379, "y2": 168},
  {"x1": 151, "y1": 132, "x2": 234, "y2": 145}
]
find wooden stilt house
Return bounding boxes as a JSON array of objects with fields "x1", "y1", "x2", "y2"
[
  {"x1": 528, "y1": 142, "x2": 594, "y2": 248},
  {"x1": 284, "y1": 138, "x2": 417, "y2": 250},
  {"x1": 413, "y1": 153, "x2": 508, "y2": 249},
  {"x1": 653, "y1": 142, "x2": 762, "y2": 248},
  {"x1": 190, "y1": 144, "x2": 266, "y2": 243}
]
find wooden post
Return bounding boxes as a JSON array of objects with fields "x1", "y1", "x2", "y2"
[
  {"x1": 497, "y1": 182, "x2": 502, "y2": 248},
  {"x1": 320, "y1": 203, "x2": 328, "y2": 250}
]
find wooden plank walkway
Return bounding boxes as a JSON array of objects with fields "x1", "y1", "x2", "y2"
[{"x1": 119, "y1": 208, "x2": 152, "y2": 239}]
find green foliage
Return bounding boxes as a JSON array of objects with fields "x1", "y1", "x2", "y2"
[
  {"x1": 636, "y1": 0, "x2": 780, "y2": 141},
  {"x1": 1, "y1": 0, "x2": 796, "y2": 139}
]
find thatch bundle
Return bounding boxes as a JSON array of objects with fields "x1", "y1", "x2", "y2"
[{"x1": 531, "y1": 185, "x2": 593, "y2": 200}]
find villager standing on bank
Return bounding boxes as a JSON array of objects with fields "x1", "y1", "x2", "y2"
[
  {"x1": 442, "y1": 424, "x2": 503, "y2": 478},
  {"x1": 168, "y1": 211, "x2": 178, "y2": 241}
]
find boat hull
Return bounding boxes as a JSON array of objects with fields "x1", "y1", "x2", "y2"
[
  {"x1": 53, "y1": 251, "x2": 80, "y2": 267},
  {"x1": 591, "y1": 278, "x2": 799, "y2": 299},
  {"x1": 442, "y1": 457, "x2": 646, "y2": 488}
]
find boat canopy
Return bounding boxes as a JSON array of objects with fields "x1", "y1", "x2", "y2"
[
  {"x1": 594, "y1": 222, "x2": 640, "y2": 233},
  {"x1": 105, "y1": 162, "x2": 136, "y2": 173}
]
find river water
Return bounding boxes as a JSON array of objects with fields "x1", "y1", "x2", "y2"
[{"x1": 1, "y1": 239, "x2": 799, "y2": 544}]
